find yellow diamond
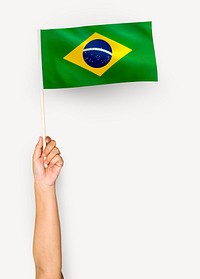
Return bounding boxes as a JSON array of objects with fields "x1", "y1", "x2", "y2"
[{"x1": 63, "y1": 32, "x2": 132, "y2": 76}]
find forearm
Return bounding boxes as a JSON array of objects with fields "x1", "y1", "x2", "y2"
[{"x1": 33, "y1": 183, "x2": 62, "y2": 278}]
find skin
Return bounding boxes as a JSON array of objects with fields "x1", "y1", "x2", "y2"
[{"x1": 32, "y1": 136, "x2": 64, "y2": 279}]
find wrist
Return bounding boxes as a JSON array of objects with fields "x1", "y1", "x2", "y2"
[
  {"x1": 34, "y1": 181, "x2": 56, "y2": 194},
  {"x1": 34, "y1": 182, "x2": 57, "y2": 207}
]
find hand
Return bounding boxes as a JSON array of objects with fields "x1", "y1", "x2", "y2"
[{"x1": 32, "y1": 136, "x2": 64, "y2": 189}]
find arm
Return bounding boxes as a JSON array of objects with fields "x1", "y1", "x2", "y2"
[{"x1": 32, "y1": 136, "x2": 64, "y2": 279}]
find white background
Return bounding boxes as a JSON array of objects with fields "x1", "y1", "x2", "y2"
[{"x1": 0, "y1": 0, "x2": 200, "y2": 278}]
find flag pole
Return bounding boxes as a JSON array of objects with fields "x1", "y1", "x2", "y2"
[{"x1": 40, "y1": 90, "x2": 46, "y2": 151}]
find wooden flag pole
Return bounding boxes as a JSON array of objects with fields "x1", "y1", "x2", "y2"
[{"x1": 40, "y1": 90, "x2": 46, "y2": 151}]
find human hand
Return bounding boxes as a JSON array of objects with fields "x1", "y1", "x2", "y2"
[{"x1": 32, "y1": 136, "x2": 64, "y2": 189}]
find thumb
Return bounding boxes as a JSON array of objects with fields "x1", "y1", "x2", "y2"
[{"x1": 32, "y1": 136, "x2": 43, "y2": 161}]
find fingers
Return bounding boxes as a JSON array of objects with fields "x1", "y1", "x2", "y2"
[
  {"x1": 43, "y1": 137, "x2": 64, "y2": 168},
  {"x1": 32, "y1": 136, "x2": 43, "y2": 161},
  {"x1": 32, "y1": 136, "x2": 51, "y2": 161},
  {"x1": 49, "y1": 154, "x2": 64, "y2": 168},
  {"x1": 43, "y1": 139, "x2": 56, "y2": 158},
  {"x1": 45, "y1": 146, "x2": 60, "y2": 165},
  {"x1": 45, "y1": 136, "x2": 51, "y2": 145}
]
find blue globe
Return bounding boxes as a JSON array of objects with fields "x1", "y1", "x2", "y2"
[{"x1": 83, "y1": 39, "x2": 112, "y2": 68}]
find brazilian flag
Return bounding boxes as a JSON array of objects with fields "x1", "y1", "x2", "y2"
[{"x1": 40, "y1": 21, "x2": 158, "y2": 89}]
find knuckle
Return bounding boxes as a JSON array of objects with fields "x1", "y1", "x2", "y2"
[
  {"x1": 60, "y1": 157, "x2": 64, "y2": 165},
  {"x1": 52, "y1": 140, "x2": 56, "y2": 146},
  {"x1": 53, "y1": 147, "x2": 60, "y2": 155}
]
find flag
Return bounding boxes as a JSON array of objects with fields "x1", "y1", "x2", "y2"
[{"x1": 40, "y1": 21, "x2": 158, "y2": 89}]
